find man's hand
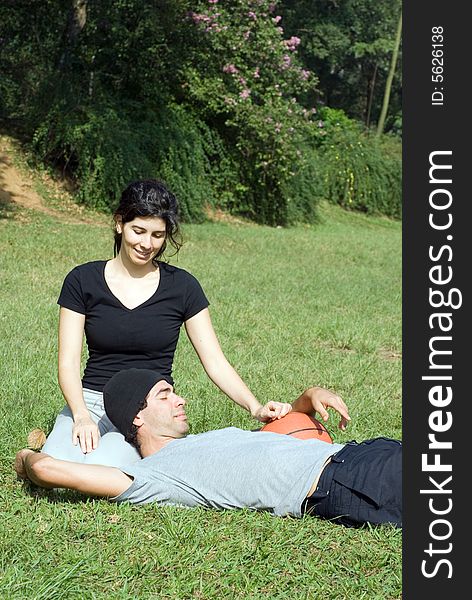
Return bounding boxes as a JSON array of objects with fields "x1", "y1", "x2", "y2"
[
  {"x1": 292, "y1": 387, "x2": 351, "y2": 431},
  {"x1": 72, "y1": 416, "x2": 100, "y2": 453},
  {"x1": 253, "y1": 401, "x2": 293, "y2": 423},
  {"x1": 14, "y1": 449, "x2": 34, "y2": 480},
  {"x1": 308, "y1": 387, "x2": 351, "y2": 430}
]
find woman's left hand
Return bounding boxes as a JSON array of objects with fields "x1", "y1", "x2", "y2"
[{"x1": 253, "y1": 401, "x2": 293, "y2": 423}]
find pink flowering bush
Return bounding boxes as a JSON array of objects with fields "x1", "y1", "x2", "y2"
[{"x1": 180, "y1": 0, "x2": 321, "y2": 224}]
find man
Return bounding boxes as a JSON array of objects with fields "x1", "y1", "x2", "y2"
[{"x1": 15, "y1": 369, "x2": 401, "y2": 527}]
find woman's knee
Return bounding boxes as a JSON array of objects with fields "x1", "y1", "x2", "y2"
[{"x1": 83, "y1": 432, "x2": 140, "y2": 468}]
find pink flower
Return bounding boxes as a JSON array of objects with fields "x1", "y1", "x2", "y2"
[
  {"x1": 223, "y1": 64, "x2": 239, "y2": 74},
  {"x1": 187, "y1": 11, "x2": 200, "y2": 23},
  {"x1": 248, "y1": 11, "x2": 257, "y2": 20},
  {"x1": 240, "y1": 89, "x2": 251, "y2": 99},
  {"x1": 272, "y1": 15, "x2": 282, "y2": 24},
  {"x1": 300, "y1": 69, "x2": 310, "y2": 80},
  {"x1": 209, "y1": 0, "x2": 218, "y2": 3},
  {"x1": 189, "y1": 12, "x2": 212, "y2": 25},
  {"x1": 284, "y1": 36, "x2": 301, "y2": 51},
  {"x1": 282, "y1": 54, "x2": 291, "y2": 69},
  {"x1": 253, "y1": 67, "x2": 260, "y2": 78}
]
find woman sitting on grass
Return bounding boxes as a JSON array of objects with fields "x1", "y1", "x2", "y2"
[{"x1": 42, "y1": 179, "x2": 291, "y2": 467}]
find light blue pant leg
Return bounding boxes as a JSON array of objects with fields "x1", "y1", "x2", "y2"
[
  {"x1": 42, "y1": 404, "x2": 89, "y2": 463},
  {"x1": 86, "y1": 430, "x2": 141, "y2": 467},
  {"x1": 42, "y1": 388, "x2": 141, "y2": 467}
]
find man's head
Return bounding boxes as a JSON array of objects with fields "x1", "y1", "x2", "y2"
[{"x1": 103, "y1": 369, "x2": 188, "y2": 454}]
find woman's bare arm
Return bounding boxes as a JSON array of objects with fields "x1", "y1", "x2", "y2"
[
  {"x1": 185, "y1": 308, "x2": 292, "y2": 422},
  {"x1": 58, "y1": 307, "x2": 100, "y2": 452}
]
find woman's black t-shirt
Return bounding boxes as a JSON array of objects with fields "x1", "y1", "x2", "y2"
[{"x1": 57, "y1": 261, "x2": 209, "y2": 391}]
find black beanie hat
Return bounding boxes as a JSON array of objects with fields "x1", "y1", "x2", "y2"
[{"x1": 103, "y1": 368, "x2": 172, "y2": 438}]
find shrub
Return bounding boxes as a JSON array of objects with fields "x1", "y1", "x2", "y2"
[
  {"x1": 313, "y1": 108, "x2": 401, "y2": 218},
  {"x1": 32, "y1": 100, "x2": 239, "y2": 221},
  {"x1": 179, "y1": 0, "x2": 322, "y2": 225}
]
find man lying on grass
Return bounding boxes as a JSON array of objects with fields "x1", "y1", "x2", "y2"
[{"x1": 15, "y1": 368, "x2": 402, "y2": 528}]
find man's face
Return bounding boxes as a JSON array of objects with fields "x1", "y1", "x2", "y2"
[{"x1": 137, "y1": 380, "x2": 189, "y2": 439}]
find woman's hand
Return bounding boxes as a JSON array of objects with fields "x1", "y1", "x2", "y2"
[
  {"x1": 253, "y1": 401, "x2": 293, "y2": 423},
  {"x1": 72, "y1": 416, "x2": 100, "y2": 454}
]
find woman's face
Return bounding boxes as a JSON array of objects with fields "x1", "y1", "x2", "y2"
[{"x1": 116, "y1": 216, "x2": 167, "y2": 266}]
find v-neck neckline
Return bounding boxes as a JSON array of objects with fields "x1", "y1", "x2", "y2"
[{"x1": 102, "y1": 261, "x2": 163, "y2": 311}]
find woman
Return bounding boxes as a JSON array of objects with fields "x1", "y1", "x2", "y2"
[{"x1": 42, "y1": 179, "x2": 291, "y2": 466}]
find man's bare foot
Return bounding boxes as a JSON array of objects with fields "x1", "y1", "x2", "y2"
[{"x1": 14, "y1": 449, "x2": 34, "y2": 479}]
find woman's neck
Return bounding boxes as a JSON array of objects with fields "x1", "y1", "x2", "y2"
[{"x1": 110, "y1": 252, "x2": 158, "y2": 279}]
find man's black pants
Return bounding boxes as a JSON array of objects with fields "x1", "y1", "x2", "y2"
[{"x1": 303, "y1": 437, "x2": 402, "y2": 528}]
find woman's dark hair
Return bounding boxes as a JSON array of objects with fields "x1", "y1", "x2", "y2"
[
  {"x1": 124, "y1": 396, "x2": 148, "y2": 455},
  {"x1": 113, "y1": 179, "x2": 182, "y2": 265}
]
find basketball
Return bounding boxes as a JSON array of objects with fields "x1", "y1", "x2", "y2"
[{"x1": 261, "y1": 411, "x2": 333, "y2": 443}]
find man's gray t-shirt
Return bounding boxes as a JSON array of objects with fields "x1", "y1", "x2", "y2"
[{"x1": 114, "y1": 427, "x2": 345, "y2": 517}]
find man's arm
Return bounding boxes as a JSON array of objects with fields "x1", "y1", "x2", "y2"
[
  {"x1": 291, "y1": 387, "x2": 351, "y2": 430},
  {"x1": 14, "y1": 449, "x2": 132, "y2": 498}
]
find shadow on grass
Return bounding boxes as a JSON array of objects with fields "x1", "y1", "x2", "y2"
[
  {"x1": 0, "y1": 144, "x2": 20, "y2": 219},
  {"x1": 19, "y1": 479, "x2": 94, "y2": 505},
  {"x1": 0, "y1": 188, "x2": 18, "y2": 219}
]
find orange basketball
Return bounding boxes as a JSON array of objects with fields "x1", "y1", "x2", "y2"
[{"x1": 261, "y1": 411, "x2": 333, "y2": 443}]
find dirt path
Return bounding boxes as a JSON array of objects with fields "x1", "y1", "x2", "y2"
[{"x1": 0, "y1": 135, "x2": 104, "y2": 224}]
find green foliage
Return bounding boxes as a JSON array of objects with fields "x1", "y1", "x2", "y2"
[
  {"x1": 33, "y1": 103, "x2": 152, "y2": 212},
  {"x1": 279, "y1": 145, "x2": 320, "y2": 224},
  {"x1": 0, "y1": 0, "x2": 69, "y2": 124},
  {"x1": 279, "y1": 0, "x2": 402, "y2": 129},
  {"x1": 178, "y1": 0, "x2": 323, "y2": 225},
  {"x1": 1, "y1": 0, "x2": 401, "y2": 224},
  {"x1": 313, "y1": 111, "x2": 401, "y2": 217},
  {"x1": 32, "y1": 100, "x2": 239, "y2": 221}
]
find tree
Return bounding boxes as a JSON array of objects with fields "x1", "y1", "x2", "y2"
[
  {"x1": 279, "y1": 0, "x2": 402, "y2": 130},
  {"x1": 376, "y1": 9, "x2": 402, "y2": 136}
]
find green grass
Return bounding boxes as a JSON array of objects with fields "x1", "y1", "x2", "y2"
[{"x1": 0, "y1": 202, "x2": 401, "y2": 599}]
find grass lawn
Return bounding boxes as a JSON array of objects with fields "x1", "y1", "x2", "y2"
[{"x1": 0, "y1": 197, "x2": 401, "y2": 599}]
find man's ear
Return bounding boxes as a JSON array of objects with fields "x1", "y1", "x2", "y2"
[{"x1": 133, "y1": 414, "x2": 144, "y2": 428}]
